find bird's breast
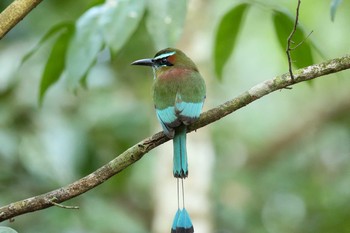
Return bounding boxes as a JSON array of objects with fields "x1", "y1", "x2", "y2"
[{"x1": 157, "y1": 67, "x2": 192, "y2": 80}]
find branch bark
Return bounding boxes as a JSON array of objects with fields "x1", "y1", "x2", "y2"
[
  {"x1": 0, "y1": 0, "x2": 43, "y2": 39},
  {"x1": 1, "y1": 54, "x2": 350, "y2": 222}
]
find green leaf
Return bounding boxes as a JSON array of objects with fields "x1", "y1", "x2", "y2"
[
  {"x1": 272, "y1": 10, "x2": 314, "y2": 69},
  {"x1": 100, "y1": 0, "x2": 145, "y2": 53},
  {"x1": 39, "y1": 27, "x2": 73, "y2": 105},
  {"x1": 66, "y1": 0, "x2": 146, "y2": 88},
  {"x1": 146, "y1": 0, "x2": 187, "y2": 50},
  {"x1": 66, "y1": 5, "x2": 105, "y2": 88},
  {"x1": 79, "y1": 72, "x2": 89, "y2": 89},
  {"x1": 213, "y1": 3, "x2": 249, "y2": 80},
  {"x1": 21, "y1": 22, "x2": 73, "y2": 65},
  {"x1": 330, "y1": 0, "x2": 342, "y2": 21}
]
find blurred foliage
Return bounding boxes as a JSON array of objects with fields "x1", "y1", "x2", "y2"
[
  {"x1": 213, "y1": 3, "x2": 249, "y2": 79},
  {"x1": 272, "y1": 10, "x2": 314, "y2": 69},
  {"x1": 213, "y1": 2, "x2": 319, "y2": 80},
  {"x1": 330, "y1": 0, "x2": 343, "y2": 21},
  {"x1": 1, "y1": 0, "x2": 350, "y2": 233}
]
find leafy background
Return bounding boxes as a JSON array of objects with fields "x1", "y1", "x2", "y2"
[{"x1": 1, "y1": 0, "x2": 350, "y2": 232}]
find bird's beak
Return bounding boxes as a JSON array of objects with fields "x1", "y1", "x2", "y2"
[{"x1": 131, "y1": 58, "x2": 154, "y2": 67}]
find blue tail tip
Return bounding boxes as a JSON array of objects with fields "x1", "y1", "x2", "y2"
[
  {"x1": 171, "y1": 209, "x2": 181, "y2": 232},
  {"x1": 171, "y1": 209, "x2": 194, "y2": 233}
]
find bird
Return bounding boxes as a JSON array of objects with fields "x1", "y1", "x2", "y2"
[{"x1": 132, "y1": 48, "x2": 206, "y2": 233}]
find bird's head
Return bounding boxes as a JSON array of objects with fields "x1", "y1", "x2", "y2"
[{"x1": 131, "y1": 48, "x2": 198, "y2": 76}]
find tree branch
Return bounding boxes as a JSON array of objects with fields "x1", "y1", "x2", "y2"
[
  {"x1": 1, "y1": 54, "x2": 350, "y2": 222},
  {"x1": 0, "y1": 0, "x2": 43, "y2": 39}
]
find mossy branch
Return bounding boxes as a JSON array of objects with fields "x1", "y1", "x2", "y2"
[
  {"x1": 1, "y1": 54, "x2": 350, "y2": 222},
  {"x1": 0, "y1": 0, "x2": 43, "y2": 39}
]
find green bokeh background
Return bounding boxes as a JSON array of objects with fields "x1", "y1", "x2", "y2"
[{"x1": 1, "y1": 0, "x2": 350, "y2": 232}]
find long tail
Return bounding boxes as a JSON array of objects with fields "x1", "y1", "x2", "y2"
[
  {"x1": 171, "y1": 180, "x2": 194, "y2": 233},
  {"x1": 173, "y1": 125, "x2": 188, "y2": 178}
]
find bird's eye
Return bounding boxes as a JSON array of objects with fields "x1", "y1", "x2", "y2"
[{"x1": 154, "y1": 56, "x2": 173, "y2": 67}]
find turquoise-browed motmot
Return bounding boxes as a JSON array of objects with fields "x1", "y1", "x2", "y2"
[{"x1": 132, "y1": 48, "x2": 206, "y2": 233}]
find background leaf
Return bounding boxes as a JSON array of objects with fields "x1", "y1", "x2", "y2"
[
  {"x1": 273, "y1": 10, "x2": 314, "y2": 69},
  {"x1": 146, "y1": 0, "x2": 187, "y2": 50},
  {"x1": 66, "y1": 0, "x2": 146, "y2": 88},
  {"x1": 100, "y1": 0, "x2": 145, "y2": 54},
  {"x1": 66, "y1": 5, "x2": 105, "y2": 88},
  {"x1": 213, "y1": 3, "x2": 249, "y2": 80},
  {"x1": 21, "y1": 22, "x2": 73, "y2": 65},
  {"x1": 39, "y1": 27, "x2": 73, "y2": 105},
  {"x1": 330, "y1": 0, "x2": 342, "y2": 21}
]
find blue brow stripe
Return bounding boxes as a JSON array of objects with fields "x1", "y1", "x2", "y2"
[{"x1": 154, "y1": 51, "x2": 176, "y2": 60}]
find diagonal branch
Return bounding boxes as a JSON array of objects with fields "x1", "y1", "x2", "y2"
[
  {"x1": 1, "y1": 54, "x2": 350, "y2": 222},
  {"x1": 0, "y1": 0, "x2": 43, "y2": 39}
]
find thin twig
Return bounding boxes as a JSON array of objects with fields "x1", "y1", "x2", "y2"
[
  {"x1": 291, "y1": 30, "x2": 313, "y2": 50},
  {"x1": 47, "y1": 198, "x2": 79, "y2": 210},
  {"x1": 0, "y1": 54, "x2": 350, "y2": 222},
  {"x1": 286, "y1": 0, "x2": 302, "y2": 82}
]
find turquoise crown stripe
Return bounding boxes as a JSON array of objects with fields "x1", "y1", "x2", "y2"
[{"x1": 154, "y1": 51, "x2": 176, "y2": 60}]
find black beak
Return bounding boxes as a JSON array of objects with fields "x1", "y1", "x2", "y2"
[{"x1": 131, "y1": 58, "x2": 154, "y2": 66}]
